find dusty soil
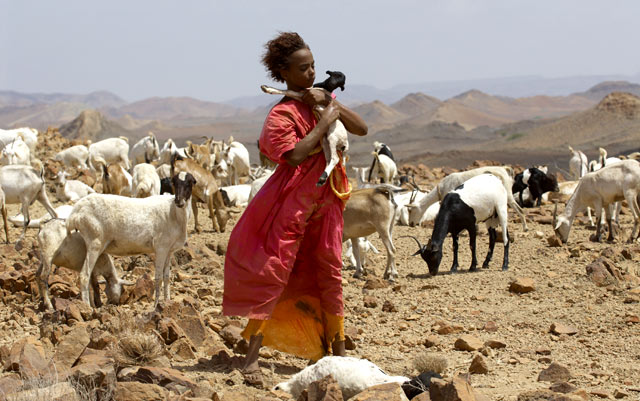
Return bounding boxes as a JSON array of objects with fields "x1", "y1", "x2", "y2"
[{"x1": 0, "y1": 137, "x2": 639, "y2": 400}]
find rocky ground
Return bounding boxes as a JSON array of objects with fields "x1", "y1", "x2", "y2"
[{"x1": 0, "y1": 133, "x2": 639, "y2": 400}]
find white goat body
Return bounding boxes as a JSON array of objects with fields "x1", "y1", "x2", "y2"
[
  {"x1": 554, "y1": 160, "x2": 640, "y2": 243},
  {"x1": 370, "y1": 152, "x2": 397, "y2": 184},
  {"x1": 0, "y1": 165, "x2": 58, "y2": 242},
  {"x1": 132, "y1": 163, "x2": 161, "y2": 198},
  {"x1": 343, "y1": 237, "x2": 379, "y2": 268},
  {"x1": 220, "y1": 184, "x2": 251, "y2": 207},
  {"x1": 221, "y1": 142, "x2": 251, "y2": 185},
  {"x1": 0, "y1": 136, "x2": 31, "y2": 166},
  {"x1": 88, "y1": 137, "x2": 130, "y2": 172},
  {"x1": 130, "y1": 132, "x2": 160, "y2": 167},
  {"x1": 274, "y1": 356, "x2": 409, "y2": 399},
  {"x1": 66, "y1": 184, "x2": 193, "y2": 306},
  {"x1": 55, "y1": 145, "x2": 89, "y2": 170},
  {"x1": 56, "y1": 171, "x2": 95, "y2": 202}
]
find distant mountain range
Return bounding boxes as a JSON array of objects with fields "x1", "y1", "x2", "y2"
[{"x1": 3, "y1": 76, "x2": 640, "y2": 170}]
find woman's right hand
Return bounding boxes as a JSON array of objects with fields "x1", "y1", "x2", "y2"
[{"x1": 318, "y1": 101, "x2": 340, "y2": 130}]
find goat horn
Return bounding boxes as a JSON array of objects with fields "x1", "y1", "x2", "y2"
[
  {"x1": 552, "y1": 201, "x2": 558, "y2": 228},
  {"x1": 400, "y1": 235, "x2": 423, "y2": 249}
]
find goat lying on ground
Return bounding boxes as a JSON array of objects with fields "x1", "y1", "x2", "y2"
[
  {"x1": 406, "y1": 166, "x2": 527, "y2": 231},
  {"x1": 274, "y1": 356, "x2": 437, "y2": 400},
  {"x1": 37, "y1": 219, "x2": 133, "y2": 310},
  {"x1": 343, "y1": 185, "x2": 399, "y2": 280},
  {"x1": 55, "y1": 171, "x2": 96, "y2": 202},
  {"x1": 261, "y1": 70, "x2": 347, "y2": 187},
  {"x1": 407, "y1": 173, "x2": 510, "y2": 275},
  {"x1": 9, "y1": 205, "x2": 73, "y2": 228},
  {"x1": 66, "y1": 172, "x2": 196, "y2": 306},
  {"x1": 553, "y1": 160, "x2": 640, "y2": 243},
  {"x1": 512, "y1": 167, "x2": 558, "y2": 207}
]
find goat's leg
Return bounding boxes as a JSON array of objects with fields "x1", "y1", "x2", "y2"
[
  {"x1": 518, "y1": 190, "x2": 525, "y2": 207},
  {"x1": 379, "y1": 226, "x2": 397, "y2": 281},
  {"x1": 502, "y1": 230, "x2": 510, "y2": 271},
  {"x1": 162, "y1": 252, "x2": 173, "y2": 303},
  {"x1": 450, "y1": 235, "x2": 459, "y2": 272},
  {"x1": 509, "y1": 198, "x2": 528, "y2": 231},
  {"x1": 37, "y1": 185, "x2": 58, "y2": 219},
  {"x1": 90, "y1": 272, "x2": 102, "y2": 308},
  {"x1": 468, "y1": 228, "x2": 478, "y2": 272},
  {"x1": 352, "y1": 239, "x2": 365, "y2": 279},
  {"x1": 625, "y1": 190, "x2": 640, "y2": 242},
  {"x1": 36, "y1": 259, "x2": 53, "y2": 310},
  {"x1": 317, "y1": 131, "x2": 340, "y2": 186},
  {"x1": 482, "y1": 227, "x2": 496, "y2": 269},
  {"x1": 191, "y1": 199, "x2": 201, "y2": 233},
  {"x1": 1, "y1": 205, "x2": 8, "y2": 244},
  {"x1": 154, "y1": 250, "x2": 170, "y2": 307},
  {"x1": 605, "y1": 205, "x2": 615, "y2": 243},
  {"x1": 16, "y1": 200, "x2": 30, "y2": 247},
  {"x1": 80, "y1": 241, "x2": 102, "y2": 305},
  {"x1": 593, "y1": 203, "x2": 603, "y2": 242},
  {"x1": 586, "y1": 207, "x2": 595, "y2": 227}
]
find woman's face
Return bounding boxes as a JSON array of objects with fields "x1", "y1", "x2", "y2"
[{"x1": 281, "y1": 48, "x2": 315, "y2": 91}]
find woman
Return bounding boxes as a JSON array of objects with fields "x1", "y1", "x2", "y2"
[{"x1": 222, "y1": 31, "x2": 367, "y2": 387}]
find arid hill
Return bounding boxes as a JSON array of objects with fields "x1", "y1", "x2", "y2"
[{"x1": 58, "y1": 109, "x2": 134, "y2": 142}]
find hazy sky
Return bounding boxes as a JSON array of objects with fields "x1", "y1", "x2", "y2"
[{"x1": 2, "y1": 0, "x2": 639, "y2": 103}]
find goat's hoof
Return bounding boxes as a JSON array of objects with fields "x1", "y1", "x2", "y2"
[
  {"x1": 481, "y1": 263, "x2": 490, "y2": 269},
  {"x1": 502, "y1": 265, "x2": 509, "y2": 271},
  {"x1": 450, "y1": 266, "x2": 458, "y2": 273},
  {"x1": 353, "y1": 271, "x2": 363, "y2": 279},
  {"x1": 469, "y1": 266, "x2": 478, "y2": 272},
  {"x1": 316, "y1": 172, "x2": 328, "y2": 187},
  {"x1": 14, "y1": 240, "x2": 23, "y2": 252}
]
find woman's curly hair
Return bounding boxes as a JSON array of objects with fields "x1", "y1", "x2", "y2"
[{"x1": 261, "y1": 32, "x2": 309, "y2": 83}]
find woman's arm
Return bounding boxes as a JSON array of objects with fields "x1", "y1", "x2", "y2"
[
  {"x1": 302, "y1": 88, "x2": 368, "y2": 136},
  {"x1": 283, "y1": 102, "x2": 340, "y2": 167}
]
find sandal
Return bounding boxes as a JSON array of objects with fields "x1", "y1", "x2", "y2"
[{"x1": 241, "y1": 367, "x2": 264, "y2": 388}]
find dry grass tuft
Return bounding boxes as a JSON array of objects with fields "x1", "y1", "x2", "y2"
[
  {"x1": 108, "y1": 310, "x2": 164, "y2": 368},
  {"x1": 413, "y1": 351, "x2": 448, "y2": 374}
]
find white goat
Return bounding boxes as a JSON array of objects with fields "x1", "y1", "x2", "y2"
[
  {"x1": 248, "y1": 168, "x2": 275, "y2": 203},
  {"x1": 219, "y1": 184, "x2": 251, "y2": 207},
  {"x1": 274, "y1": 356, "x2": 410, "y2": 400},
  {"x1": 55, "y1": 171, "x2": 95, "y2": 202},
  {"x1": 553, "y1": 160, "x2": 640, "y2": 243},
  {"x1": 0, "y1": 127, "x2": 38, "y2": 153},
  {"x1": 159, "y1": 138, "x2": 187, "y2": 166},
  {"x1": 407, "y1": 173, "x2": 510, "y2": 275},
  {"x1": 588, "y1": 147, "x2": 623, "y2": 225},
  {"x1": 130, "y1": 132, "x2": 160, "y2": 167},
  {"x1": 352, "y1": 166, "x2": 375, "y2": 189},
  {"x1": 261, "y1": 82, "x2": 347, "y2": 187},
  {"x1": 568, "y1": 146, "x2": 588, "y2": 180},
  {"x1": 66, "y1": 172, "x2": 196, "y2": 306},
  {"x1": 370, "y1": 152, "x2": 397, "y2": 184},
  {"x1": 88, "y1": 137, "x2": 131, "y2": 173},
  {"x1": 0, "y1": 165, "x2": 58, "y2": 243},
  {"x1": 9, "y1": 205, "x2": 74, "y2": 228},
  {"x1": 221, "y1": 142, "x2": 251, "y2": 186},
  {"x1": 37, "y1": 219, "x2": 133, "y2": 310},
  {"x1": 343, "y1": 237, "x2": 379, "y2": 269},
  {"x1": 406, "y1": 166, "x2": 527, "y2": 231},
  {"x1": 0, "y1": 135, "x2": 31, "y2": 166},
  {"x1": 132, "y1": 163, "x2": 161, "y2": 198},
  {"x1": 54, "y1": 145, "x2": 90, "y2": 170}
]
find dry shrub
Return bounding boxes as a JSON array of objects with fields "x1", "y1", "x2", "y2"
[
  {"x1": 413, "y1": 351, "x2": 448, "y2": 374},
  {"x1": 108, "y1": 310, "x2": 163, "y2": 368}
]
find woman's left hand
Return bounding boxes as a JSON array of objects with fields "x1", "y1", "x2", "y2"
[{"x1": 302, "y1": 88, "x2": 332, "y2": 108}]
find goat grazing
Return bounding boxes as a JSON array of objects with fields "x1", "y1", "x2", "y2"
[
  {"x1": 343, "y1": 185, "x2": 399, "y2": 280},
  {"x1": 512, "y1": 167, "x2": 559, "y2": 207},
  {"x1": 407, "y1": 173, "x2": 510, "y2": 275},
  {"x1": 37, "y1": 219, "x2": 133, "y2": 310},
  {"x1": 553, "y1": 159, "x2": 640, "y2": 243},
  {"x1": 54, "y1": 145, "x2": 90, "y2": 170},
  {"x1": 407, "y1": 166, "x2": 527, "y2": 231},
  {"x1": 66, "y1": 172, "x2": 196, "y2": 306},
  {"x1": 261, "y1": 70, "x2": 348, "y2": 187},
  {"x1": 0, "y1": 165, "x2": 58, "y2": 243}
]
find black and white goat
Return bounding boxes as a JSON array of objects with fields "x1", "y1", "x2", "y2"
[
  {"x1": 406, "y1": 173, "x2": 510, "y2": 275},
  {"x1": 261, "y1": 70, "x2": 347, "y2": 186},
  {"x1": 368, "y1": 141, "x2": 395, "y2": 182},
  {"x1": 512, "y1": 167, "x2": 558, "y2": 207}
]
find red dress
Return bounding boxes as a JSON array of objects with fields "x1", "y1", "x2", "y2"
[{"x1": 222, "y1": 98, "x2": 349, "y2": 361}]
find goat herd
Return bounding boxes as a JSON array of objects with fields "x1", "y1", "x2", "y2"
[{"x1": 0, "y1": 126, "x2": 638, "y2": 316}]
